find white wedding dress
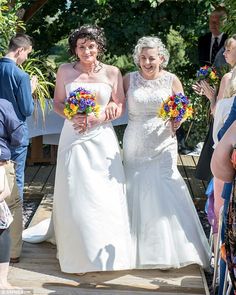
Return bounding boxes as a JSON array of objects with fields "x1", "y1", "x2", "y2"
[
  {"x1": 123, "y1": 71, "x2": 211, "y2": 269},
  {"x1": 23, "y1": 82, "x2": 132, "y2": 273}
]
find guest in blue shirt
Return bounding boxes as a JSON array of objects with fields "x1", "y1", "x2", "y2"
[{"x1": 0, "y1": 33, "x2": 37, "y2": 262}]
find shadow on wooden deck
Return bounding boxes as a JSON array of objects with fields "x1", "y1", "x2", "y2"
[{"x1": 11, "y1": 154, "x2": 210, "y2": 294}]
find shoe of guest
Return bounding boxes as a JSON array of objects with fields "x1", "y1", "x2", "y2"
[{"x1": 10, "y1": 257, "x2": 20, "y2": 263}]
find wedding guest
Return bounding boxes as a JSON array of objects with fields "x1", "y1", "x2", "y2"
[
  {"x1": 195, "y1": 7, "x2": 228, "y2": 183},
  {"x1": 211, "y1": 121, "x2": 236, "y2": 294},
  {"x1": 211, "y1": 121, "x2": 236, "y2": 183},
  {"x1": 193, "y1": 35, "x2": 236, "y2": 249},
  {"x1": 123, "y1": 36, "x2": 211, "y2": 269},
  {"x1": 214, "y1": 95, "x2": 236, "y2": 295},
  {"x1": 0, "y1": 98, "x2": 24, "y2": 289},
  {"x1": 194, "y1": 34, "x2": 234, "y2": 180},
  {"x1": 198, "y1": 7, "x2": 227, "y2": 66},
  {"x1": 0, "y1": 33, "x2": 37, "y2": 263},
  {"x1": 27, "y1": 25, "x2": 131, "y2": 274}
]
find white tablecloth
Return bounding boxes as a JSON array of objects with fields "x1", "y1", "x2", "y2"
[{"x1": 27, "y1": 101, "x2": 128, "y2": 145}]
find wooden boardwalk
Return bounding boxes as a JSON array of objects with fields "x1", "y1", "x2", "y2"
[{"x1": 7, "y1": 154, "x2": 210, "y2": 295}]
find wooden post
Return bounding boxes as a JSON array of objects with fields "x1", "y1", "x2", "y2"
[{"x1": 27, "y1": 135, "x2": 57, "y2": 165}]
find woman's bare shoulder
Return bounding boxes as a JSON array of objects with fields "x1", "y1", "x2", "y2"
[
  {"x1": 103, "y1": 63, "x2": 120, "y2": 75},
  {"x1": 222, "y1": 71, "x2": 233, "y2": 82},
  {"x1": 58, "y1": 62, "x2": 74, "y2": 72}
]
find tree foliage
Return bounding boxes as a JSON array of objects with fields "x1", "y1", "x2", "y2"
[
  {"x1": 0, "y1": 0, "x2": 25, "y2": 55},
  {"x1": 3, "y1": 0, "x2": 232, "y2": 146},
  {"x1": 0, "y1": 0, "x2": 55, "y2": 118},
  {"x1": 223, "y1": 0, "x2": 236, "y2": 36}
]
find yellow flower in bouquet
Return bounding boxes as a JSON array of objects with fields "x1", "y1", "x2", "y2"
[
  {"x1": 159, "y1": 93, "x2": 193, "y2": 123},
  {"x1": 196, "y1": 65, "x2": 220, "y2": 87},
  {"x1": 63, "y1": 87, "x2": 100, "y2": 120}
]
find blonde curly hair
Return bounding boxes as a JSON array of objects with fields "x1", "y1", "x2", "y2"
[{"x1": 133, "y1": 36, "x2": 169, "y2": 68}]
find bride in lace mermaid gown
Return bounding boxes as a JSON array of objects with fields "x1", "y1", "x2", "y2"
[
  {"x1": 23, "y1": 26, "x2": 131, "y2": 273},
  {"x1": 123, "y1": 37, "x2": 211, "y2": 269}
]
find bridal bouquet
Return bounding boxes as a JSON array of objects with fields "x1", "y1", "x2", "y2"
[
  {"x1": 63, "y1": 87, "x2": 100, "y2": 120},
  {"x1": 159, "y1": 93, "x2": 193, "y2": 123},
  {"x1": 196, "y1": 65, "x2": 220, "y2": 87}
]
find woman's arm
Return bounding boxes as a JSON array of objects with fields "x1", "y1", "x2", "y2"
[
  {"x1": 209, "y1": 72, "x2": 232, "y2": 114},
  {"x1": 53, "y1": 65, "x2": 67, "y2": 118},
  {"x1": 123, "y1": 73, "x2": 130, "y2": 95},
  {"x1": 171, "y1": 75, "x2": 184, "y2": 131},
  {"x1": 104, "y1": 66, "x2": 126, "y2": 120},
  {"x1": 172, "y1": 74, "x2": 184, "y2": 95},
  {"x1": 211, "y1": 120, "x2": 236, "y2": 182}
]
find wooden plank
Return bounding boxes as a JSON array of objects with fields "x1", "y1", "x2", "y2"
[
  {"x1": 26, "y1": 165, "x2": 54, "y2": 195},
  {"x1": 192, "y1": 156, "x2": 208, "y2": 191},
  {"x1": 42, "y1": 165, "x2": 56, "y2": 195},
  {"x1": 177, "y1": 154, "x2": 193, "y2": 197},
  {"x1": 24, "y1": 165, "x2": 41, "y2": 190},
  {"x1": 179, "y1": 155, "x2": 206, "y2": 199},
  {"x1": 18, "y1": 158, "x2": 210, "y2": 295},
  {"x1": 13, "y1": 194, "x2": 209, "y2": 294},
  {"x1": 29, "y1": 194, "x2": 53, "y2": 226},
  {"x1": 9, "y1": 243, "x2": 207, "y2": 294}
]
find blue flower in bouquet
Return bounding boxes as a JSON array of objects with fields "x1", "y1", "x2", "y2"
[
  {"x1": 159, "y1": 93, "x2": 193, "y2": 123},
  {"x1": 196, "y1": 65, "x2": 220, "y2": 87},
  {"x1": 64, "y1": 87, "x2": 100, "y2": 120}
]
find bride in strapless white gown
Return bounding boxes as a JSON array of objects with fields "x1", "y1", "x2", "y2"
[
  {"x1": 24, "y1": 81, "x2": 132, "y2": 273},
  {"x1": 23, "y1": 26, "x2": 132, "y2": 274},
  {"x1": 54, "y1": 82, "x2": 131, "y2": 273}
]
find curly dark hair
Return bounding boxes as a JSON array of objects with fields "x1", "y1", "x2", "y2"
[{"x1": 68, "y1": 25, "x2": 106, "y2": 58}]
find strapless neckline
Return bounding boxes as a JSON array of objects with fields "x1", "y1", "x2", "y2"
[{"x1": 65, "y1": 81, "x2": 113, "y2": 90}]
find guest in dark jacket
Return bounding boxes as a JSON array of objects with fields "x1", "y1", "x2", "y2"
[
  {"x1": 0, "y1": 98, "x2": 24, "y2": 289},
  {"x1": 198, "y1": 7, "x2": 228, "y2": 66},
  {"x1": 195, "y1": 7, "x2": 228, "y2": 182}
]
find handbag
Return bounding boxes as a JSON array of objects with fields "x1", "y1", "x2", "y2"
[
  {"x1": 0, "y1": 165, "x2": 5, "y2": 193},
  {"x1": 0, "y1": 165, "x2": 11, "y2": 202},
  {"x1": 0, "y1": 200, "x2": 13, "y2": 229}
]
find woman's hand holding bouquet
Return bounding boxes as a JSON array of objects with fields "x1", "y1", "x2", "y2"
[
  {"x1": 159, "y1": 93, "x2": 193, "y2": 136},
  {"x1": 63, "y1": 87, "x2": 100, "y2": 133}
]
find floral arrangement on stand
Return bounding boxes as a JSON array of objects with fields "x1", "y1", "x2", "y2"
[
  {"x1": 159, "y1": 93, "x2": 193, "y2": 123},
  {"x1": 196, "y1": 65, "x2": 220, "y2": 87},
  {"x1": 63, "y1": 87, "x2": 100, "y2": 120}
]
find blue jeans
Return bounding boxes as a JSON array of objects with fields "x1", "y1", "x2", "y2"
[
  {"x1": 10, "y1": 145, "x2": 28, "y2": 201},
  {"x1": 10, "y1": 123, "x2": 29, "y2": 201}
]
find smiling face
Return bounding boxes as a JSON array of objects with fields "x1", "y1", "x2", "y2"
[
  {"x1": 139, "y1": 47, "x2": 163, "y2": 79},
  {"x1": 75, "y1": 38, "x2": 99, "y2": 64},
  {"x1": 223, "y1": 39, "x2": 236, "y2": 67}
]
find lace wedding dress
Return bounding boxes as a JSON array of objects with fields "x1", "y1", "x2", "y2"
[
  {"x1": 123, "y1": 71, "x2": 211, "y2": 269},
  {"x1": 23, "y1": 82, "x2": 132, "y2": 273}
]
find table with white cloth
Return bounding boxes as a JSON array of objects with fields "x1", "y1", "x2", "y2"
[{"x1": 26, "y1": 101, "x2": 128, "y2": 164}]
